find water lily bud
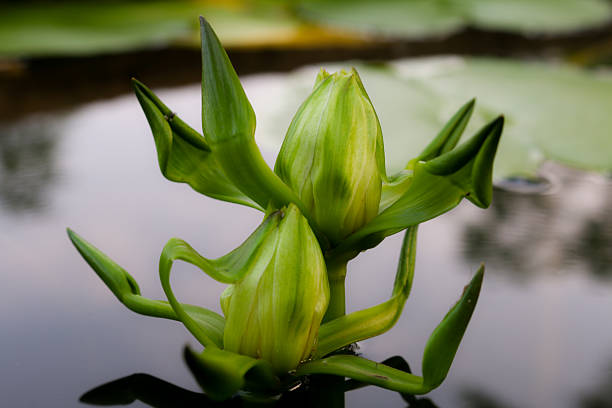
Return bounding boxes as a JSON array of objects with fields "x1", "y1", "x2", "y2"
[
  {"x1": 275, "y1": 68, "x2": 386, "y2": 244},
  {"x1": 221, "y1": 204, "x2": 329, "y2": 374}
]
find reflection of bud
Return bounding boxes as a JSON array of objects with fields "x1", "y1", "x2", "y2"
[
  {"x1": 275, "y1": 69, "x2": 385, "y2": 244},
  {"x1": 221, "y1": 204, "x2": 329, "y2": 374}
]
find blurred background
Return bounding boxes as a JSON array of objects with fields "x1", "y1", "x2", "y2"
[{"x1": 1, "y1": 1, "x2": 612, "y2": 407}]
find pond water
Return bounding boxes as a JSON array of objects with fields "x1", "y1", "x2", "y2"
[{"x1": 1, "y1": 76, "x2": 611, "y2": 408}]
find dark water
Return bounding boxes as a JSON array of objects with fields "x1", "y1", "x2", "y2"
[{"x1": 1, "y1": 79, "x2": 611, "y2": 408}]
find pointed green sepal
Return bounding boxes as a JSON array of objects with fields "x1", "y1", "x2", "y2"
[
  {"x1": 199, "y1": 16, "x2": 255, "y2": 145},
  {"x1": 316, "y1": 226, "x2": 417, "y2": 358},
  {"x1": 417, "y1": 98, "x2": 475, "y2": 161},
  {"x1": 160, "y1": 211, "x2": 281, "y2": 285},
  {"x1": 198, "y1": 17, "x2": 309, "y2": 217},
  {"x1": 184, "y1": 346, "x2": 280, "y2": 401},
  {"x1": 423, "y1": 116, "x2": 504, "y2": 208},
  {"x1": 380, "y1": 99, "x2": 475, "y2": 212},
  {"x1": 66, "y1": 228, "x2": 225, "y2": 348},
  {"x1": 132, "y1": 78, "x2": 261, "y2": 210},
  {"x1": 329, "y1": 115, "x2": 503, "y2": 259},
  {"x1": 421, "y1": 266, "x2": 484, "y2": 389}
]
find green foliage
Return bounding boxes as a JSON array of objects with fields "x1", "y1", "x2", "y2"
[
  {"x1": 296, "y1": 0, "x2": 612, "y2": 37},
  {"x1": 2, "y1": 0, "x2": 611, "y2": 57},
  {"x1": 0, "y1": 1, "x2": 300, "y2": 57},
  {"x1": 68, "y1": 18, "x2": 501, "y2": 401}
]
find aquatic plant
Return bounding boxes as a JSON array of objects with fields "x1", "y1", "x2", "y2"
[{"x1": 68, "y1": 17, "x2": 502, "y2": 401}]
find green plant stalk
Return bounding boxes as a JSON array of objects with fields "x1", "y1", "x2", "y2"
[{"x1": 323, "y1": 261, "x2": 347, "y2": 323}]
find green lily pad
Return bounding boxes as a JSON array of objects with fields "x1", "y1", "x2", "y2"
[
  {"x1": 389, "y1": 57, "x2": 612, "y2": 178},
  {"x1": 252, "y1": 57, "x2": 612, "y2": 180},
  {"x1": 296, "y1": 0, "x2": 612, "y2": 37},
  {"x1": 0, "y1": 1, "x2": 301, "y2": 58}
]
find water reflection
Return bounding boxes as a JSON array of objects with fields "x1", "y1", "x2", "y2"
[
  {"x1": 579, "y1": 361, "x2": 612, "y2": 408},
  {"x1": 0, "y1": 115, "x2": 60, "y2": 213},
  {"x1": 461, "y1": 164, "x2": 612, "y2": 281},
  {"x1": 460, "y1": 388, "x2": 515, "y2": 408},
  {"x1": 459, "y1": 358, "x2": 612, "y2": 408},
  {"x1": 81, "y1": 353, "x2": 437, "y2": 408},
  {"x1": 2, "y1": 80, "x2": 612, "y2": 408}
]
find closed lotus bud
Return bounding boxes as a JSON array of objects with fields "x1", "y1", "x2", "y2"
[
  {"x1": 275, "y1": 68, "x2": 386, "y2": 244},
  {"x1": 221, "y1": 204, "x2": 329, "y2": 374}
]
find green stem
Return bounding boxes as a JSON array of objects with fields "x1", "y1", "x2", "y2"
[{"x1": 323, "y1": 261, "x2": 347, "y2": 323}]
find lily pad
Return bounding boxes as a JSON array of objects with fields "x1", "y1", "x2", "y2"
[
  {"x1": 296, "y1": 0, "x2": 612, "y2": 37},
  {"x1": 0, "y1": 1, "x2": 305, "y2": 58},
  {"x1": 251, "y1": 57, "x2": 612, "y2": 180}
]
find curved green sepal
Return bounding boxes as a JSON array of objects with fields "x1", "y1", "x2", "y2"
[
  {"x1": 316, "y1": 226, "x2": 417, "y2": 358},
  {"x1": 198, "y1": 17, "x2": 309, "y2": 218},
  {"x1": 296, "y1": 355, "x2": 430, "y2": 395},
  {"x1": 184, "y1": 346, "x2": 280, "y2": 401},
  {"x1": 132, "y1": 78, "x2": 261, "y2": 210},
  {"x1": 422, "y1": 266, "x2": 484, "y2": 389},
  {"x1": 380, "y1": 99, "x2": 475, "y2": 212},
  {"x1": 158, "y1": 213, "x2": 283, "y2": 348},
  {"x1": 330, "y1": 116, "x2": 503, "y2": 259},
  {"x1": 66, "y1": 228, "x2": 225, "y2": 348},
  {"x1": 161, "y1": 212, "x2": 281, "y2": 285},
  {"x1": 423, "y1": 116, "x2": 504, "y2": 208}
]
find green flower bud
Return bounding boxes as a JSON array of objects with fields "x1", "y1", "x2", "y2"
[
  {"x1": 275, "y1": 68, "x2": 386, "y2": 244},
  {"x1": 221, "y1": 204, "x2": 329, "y2": 374}
]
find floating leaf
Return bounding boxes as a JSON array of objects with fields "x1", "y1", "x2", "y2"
[
  {"x1": 296, "y1": 0, "x2": 612, "y2": 37},
  {"x1": 0, "y1": 1, "x2": 309, "y2": 58},
  {"x1": 389, "y1": 57, "x2": 612, "y2": 178}
]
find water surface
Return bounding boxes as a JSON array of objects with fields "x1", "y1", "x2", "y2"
[{"x1": 1, "y1": 79, "x2": 611, "y2": 408}]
